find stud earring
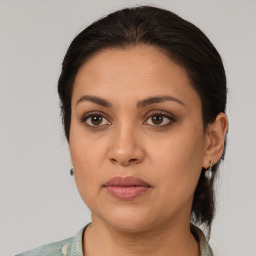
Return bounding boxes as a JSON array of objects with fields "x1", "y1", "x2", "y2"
[
  {"x1": 205, "y1": 161, "x2": 214, "y2": 181},
  {"x1": 70, "y1": 167, "x2": 74, "y2": 176}
]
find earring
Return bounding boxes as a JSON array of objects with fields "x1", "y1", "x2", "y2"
[
  {"x1": 70, "y1": 167, "x2": 74, "y2": 176},
  {"x1": 205, "y1": 161, "x2": 214, "y2": 181}
]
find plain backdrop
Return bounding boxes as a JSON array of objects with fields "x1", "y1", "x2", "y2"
[{"x1": 0, "y1": 0, "x2": 255, "y2": 255}]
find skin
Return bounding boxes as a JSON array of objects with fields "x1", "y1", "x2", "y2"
[{"x1": 69, "y1": 45, "x2": 228, "y2": 256}]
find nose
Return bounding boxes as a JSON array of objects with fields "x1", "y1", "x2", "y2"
[{"x1": 108, "y1": 124, "x2": 145, "y2": 166}]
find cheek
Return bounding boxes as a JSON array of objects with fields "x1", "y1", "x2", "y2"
[
  {"x1": 71, "y1": 143, "x2": 103, "y2": 212},
  {"x1": 69, "y1": 126, "x2": 105, "y2": 205},
  {"x1": 151, "y1": 125, "x2": 205, "y2": 201},
  {"x1": 71, "y1": 140, "x2": 100, "y2": 171},
  {"x1": 69, "y1": 117, "x2": 106, "y2": 170}
]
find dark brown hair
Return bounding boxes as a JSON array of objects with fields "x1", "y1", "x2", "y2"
[{"x1": 58, "y1": 5, "x2": 227, "y2": 236}]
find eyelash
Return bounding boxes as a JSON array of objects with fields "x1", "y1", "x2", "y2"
[{"x1": 80, "y1": 110, "x2": 175, "y2": 129}]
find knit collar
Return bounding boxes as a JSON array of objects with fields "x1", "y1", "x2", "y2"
[{"x1": 191, "y1": 224, "x2": 214, "y2": 256}]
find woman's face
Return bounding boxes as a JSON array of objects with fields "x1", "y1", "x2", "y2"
[{"x1": 70, "y1": 45, "x2": 208, "y2": 232}]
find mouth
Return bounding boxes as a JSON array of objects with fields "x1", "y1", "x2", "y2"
[{"x1": 103, "y1": 176, "x2": 152, "y2": 200}]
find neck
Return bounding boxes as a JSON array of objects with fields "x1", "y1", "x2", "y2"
[{"x1": 83, "y1": 217, "x2": 200, "y2": 256}]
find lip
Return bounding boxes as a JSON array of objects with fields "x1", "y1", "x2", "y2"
[{"x1": 104, "y1": 176, "x2": 152, "y2": 200}]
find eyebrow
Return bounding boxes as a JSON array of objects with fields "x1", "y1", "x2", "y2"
[
  {"x1": 76, "y1": 95, "x2": 112, "y2": 108},
  {"x1": 137, "y1": 95, "x2": 185, "y2": 108},
  {"x1": 75, "y1": 95, "x2": 185, "y2": 108}
]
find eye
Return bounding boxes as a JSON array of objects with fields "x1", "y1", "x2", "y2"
[
  {"x1": 144, "y1": 110, "x2": 175, "y2": 127},
  {"x1": 80, "y1": 112, "x2": 111, "y2": 128}
]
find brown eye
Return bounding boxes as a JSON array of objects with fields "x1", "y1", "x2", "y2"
[
  {"x1": 90, "y1": 115, "x2": 103, "y2": 125},
  {"x1": 144, "y1": 111, "x2": 175, "y2": 127},
  {"x1": 80, "y1": 112, "x2": 111, "y2": 127},
  {"x1": 151, "y1": 115, "x2": 164, "y2": 125}
]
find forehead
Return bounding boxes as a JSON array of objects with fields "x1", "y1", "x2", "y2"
[
  {"x1": 75, "y1": 45, "x2": 189, "y2": 84},
  {"x1": 72, "y1": 45, "x2": 200, "y2": 108}
]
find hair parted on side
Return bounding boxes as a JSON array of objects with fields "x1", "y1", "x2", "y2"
[{"x1": 58, "y1": 5, "x2": 227, "y2": 237}]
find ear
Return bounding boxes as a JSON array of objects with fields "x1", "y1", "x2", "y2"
[{"x1": 203, "y1": 112, "x2": 229, "y2": 168}]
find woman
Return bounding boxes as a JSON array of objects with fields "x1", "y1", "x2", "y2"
[{"x1": 17, "y1": 5, "x2": 228, "y2": 256}]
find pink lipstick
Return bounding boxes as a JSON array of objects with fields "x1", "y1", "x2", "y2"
[{"x1": 104, "y1": 176, "x2": 151, "y2": 200}]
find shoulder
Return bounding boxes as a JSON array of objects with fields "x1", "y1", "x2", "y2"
[
  {"x1": 15, "y1": 225, "x2": 88, "y2": 256},
  {"x1": 16, "y1": 237, "x2": 73, "y2": 256}
]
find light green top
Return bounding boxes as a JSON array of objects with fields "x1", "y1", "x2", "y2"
[{"x1": 16, "y1": 223, "x2": 213, "y2": 256}]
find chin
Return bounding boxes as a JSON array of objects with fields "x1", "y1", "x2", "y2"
[
  {"x1": 108, "y1": 219, "x2": 154, "y2": 233},
  {"x1": 96, "y1": 206, "x2": 158, "y2": 233}
]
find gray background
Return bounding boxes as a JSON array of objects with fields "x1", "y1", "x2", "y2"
[{"x1": 0, "y1": 0, "x2": 255, "y2": 255}]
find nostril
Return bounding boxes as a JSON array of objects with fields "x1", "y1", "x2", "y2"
[
  {"x1": 110, "y1": 158, "x2": 117, "y2": 163},
  {"x1": 110, "y1": 157, "x2": 138, "y2": 166}
]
